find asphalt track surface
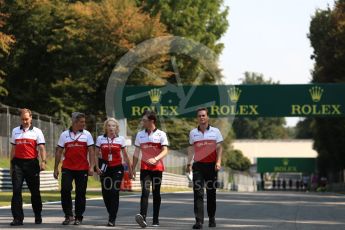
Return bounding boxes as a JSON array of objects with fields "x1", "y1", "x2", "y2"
[{"x1": 1, "y1": 191, "x2": 345, "y2": 229}]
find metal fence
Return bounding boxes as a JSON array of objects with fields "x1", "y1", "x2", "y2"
[
  {"x1": 0, "y1": 103, "x2": 64, "y2": 157},
  {"x1": 227, "y1": 169, "x2": 258, "y2": 192}
]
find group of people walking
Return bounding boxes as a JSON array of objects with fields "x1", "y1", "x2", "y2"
[{"x1": 9, "y1": 107, "x2": 223, "y2": 229}]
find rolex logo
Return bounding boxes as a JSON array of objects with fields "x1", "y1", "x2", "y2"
[
  {"x1": 227, "y1": 87, "x2": 241, "y2": 102},
  {"x1": 309, "y1": 86, "x2": 323, "y2": 102},
  {"x1": 282, "y1": 159, "x2": 289, "y2": 166},
  {"x1": 148, "y1": 88, "x2": 162, "y2": 104}
]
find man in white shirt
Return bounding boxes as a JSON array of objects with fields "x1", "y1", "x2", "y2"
[
  {"x1": 186, "y1": 108, "x2": 223, "y2": 229},
  {"x1": 10, "y1": 108, "x2": 47, "y2": 226},
  {"x1": 132, "y1": 110, "x2": 169, "y2": 228},
  {"x1": 54, "y1": 112, "x2": 95, "y2": 225}
]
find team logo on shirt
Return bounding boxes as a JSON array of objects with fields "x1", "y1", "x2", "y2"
[
  {"x1": 196, "y1": 142, "x2": 204, "y2": 147},
  {"x1": 195, "y1": 141, "x2": 215, "y2": 148},
  {"x1": 141, "y1": 143, "x2": 156, "y2": 149},
  {"x1": 16, "y1": 140, "x2": 34, "y2": 145},
  {"x1": 66, "y1": 143, "x2": 85, "y2": 148}
]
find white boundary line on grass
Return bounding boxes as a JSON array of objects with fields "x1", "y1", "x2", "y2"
[{"x1": 0, "y1": 191, "x2": 192, "y2": 210}]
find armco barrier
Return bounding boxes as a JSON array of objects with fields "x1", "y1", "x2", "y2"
[
  {"x1": 1, "y1": 168, "x2": 188, "y2": 192},
  {"x1": 0, "y1": 168, "x2": 58, "y2": 191},
  {"x1": 129, "y1": 172, "x2": 190, "y2": 190}
]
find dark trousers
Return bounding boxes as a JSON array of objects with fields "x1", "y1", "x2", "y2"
[
  {"x1": 61, "y1": 168, "x2": 88, "y2": 219},
  {"x1": 11, "y1": 158, "x2": 42, "y2": 221},
  {"x1": 192, "y1": 162, "x2": 218, "y2": 224},
  {"x1": 100, "y1": 165, "x2": 124, "y2": 221},
  {"x1": 140, "y1": 170, "x2": 162, "y2": 221}
]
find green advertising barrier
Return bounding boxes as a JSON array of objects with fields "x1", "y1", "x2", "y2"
[
  {"x1": 114, "y1": 84, "x2": 345, "y2": 119},
  {"x1": 257, "y1": 158, "x2": 316, "y2": 173}
]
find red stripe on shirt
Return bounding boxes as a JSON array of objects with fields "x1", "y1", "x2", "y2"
[
  {"x1": 62, "y1": 141, "x2": 89, "y2": 170},
  {"x1": 14, "y1": 138, "x2": 38, "y2": 159},
  {"x1": 140, "y1": 142, "x2": 164, "y2": 171},
  {"x1": 193, "y1": 140, "x2": 217, "y2": 163},
  {"x1": 100, "y1": 143, "x2": 123, "y2": 167}
]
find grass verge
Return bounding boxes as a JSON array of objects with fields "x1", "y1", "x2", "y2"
[
  {"x1": 0, "y1": 187, "x2": 192, "y2": 207},
  {"x1": 1, "y1": 157, "x2": 192, "y2": 206},
  {"x1": 0, "y1": 190, "x2": 138, "y2": 207}
]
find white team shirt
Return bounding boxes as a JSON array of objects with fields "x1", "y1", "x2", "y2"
[{"x1": 189, "y1": 125, "x2": 223, "y2": 163}]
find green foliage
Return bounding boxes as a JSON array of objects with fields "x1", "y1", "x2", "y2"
[
  {"x1": 139, "y1": 0, "x2": 229, "y2": 84},
  {"x1": 240, "y1": 72, "x2": 279, "y2": 85},
  {"x1": 232, "y1": 72, "x2": 289, "y2": 139},
  {"x1": 313, "y1": 118, "x2": 345, "y2": 176},
  {"x1": 0, "y1": 0, "x2": 15, "y2": 96},
  {"x1": 0, "y1": 0, "x2": 230, "y2": 151},
  {"x1": 223, "y1": 149, "x2": 251, "y2": 171},
  {"x1": 309, "y1": 0, "x2": 345, "y2": 177},
  {"x1": 309, "y1": 1, "x2": 345, "y2": 83},
  {"x1": 126, "y1": 0, "x2": 230, "y2": 150},
  {"x1": 295, "y1": 118, "x2": 314, "y2": 139},
  {"x1": 221, "y1": 123, "x2": 235, "y2": 165},
  {"x1": 284, "y1": 126, "x2": 296, "y2": 139},
  {"x1": 316, "y1": 186, "x2": 327, "y2": 192},
  {"x1": 140, "y1": 0, "x2": 229, "y2": 54},
  {"x1": 1, "y1": 0, "x2": 167, "y2": 125}
]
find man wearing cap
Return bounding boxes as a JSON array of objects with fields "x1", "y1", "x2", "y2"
[
  {"x1": 186, "y1": 108, "x2": 223, "y2": 229},
  {"x1": 10, "y1": 108, "x2": 47, "y2": 226},
  {"x1": 53, "y1": 112, "x2": 95, "y2": 225}
]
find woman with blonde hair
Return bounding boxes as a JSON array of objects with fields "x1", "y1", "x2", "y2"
[{"x1": 95, "y1": 118, "x2": 133, "y2": 227}]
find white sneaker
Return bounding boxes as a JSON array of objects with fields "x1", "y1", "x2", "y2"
[
  {"x1": 135, "y1": 214, "x2": 147, "y2": 228},
  {"x1": 152, "y1": 221, "x2": 160, "y2": 227}
]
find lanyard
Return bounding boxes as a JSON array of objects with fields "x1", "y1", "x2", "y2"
[
  {"x1": 69, "y1": 131, "x2": 83, "y2": 142},
  {"x1": 107, "y1": 136, "x2": 116, "y2": 155}
]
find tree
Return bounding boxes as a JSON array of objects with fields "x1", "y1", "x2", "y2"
[
  {"x1": 309, "y1": 0, "x2": 345, "y2": 180},
  {"x1": 0, "y1": 0, "x2": 15, "y2": 96},
  {"x1": 240, "y1": 72, "x2": 278, "y2": 85},
  {"x1": 48, "y1": 0, "x2": 167, "y2": 121},
  {"x1": 223, "y1": 149, "x2": 251, "y2": 171},
  {"x1": 232, "y1": 72, "x2": 289, "y2": 139},
  {"x1": 1, "y1": 0, "x2": 231, "y2": 152},
  {"x1": 295, "y1": 118, "x2": 314, "y2": 139},
  {"x1": 1, "y1": 0, "x2": 167, "y2": 125},
  {"x1": 138, "y1": 0, "x2": 229, "y2": 84},
  {"x1": 127, "y1": 0, "x2": 230, "y2": 150},
  {"x1": 221, "y1": 126, "x2": 236, "y2": 166},
  {"x1": 2, "y1": 0, "x2": 68, "y2": 114},
  {"x1": 140, "y1": 0, "x2": 228, "y2": 54}
]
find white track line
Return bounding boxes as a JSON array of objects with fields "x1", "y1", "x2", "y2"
[{"x1": 0, "y1": 191, "x2": 192, "y2": 209}]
